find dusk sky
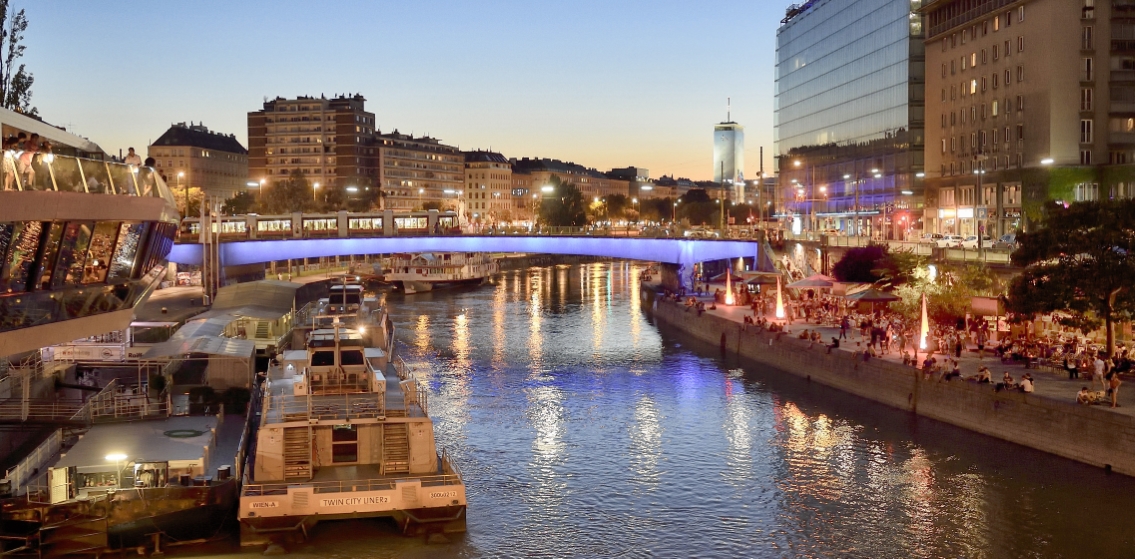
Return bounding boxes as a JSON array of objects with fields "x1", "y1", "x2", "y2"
[{"x1": 26, "y1": 1, "x2": 779, "y2": 181}]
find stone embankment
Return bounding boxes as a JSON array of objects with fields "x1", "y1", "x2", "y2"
[{"x1": 643, "y1": 286, "x2": 1135, "y2": 477}]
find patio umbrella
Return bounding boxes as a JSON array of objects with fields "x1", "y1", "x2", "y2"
[
  {"x1": 844, "y1": 288, "x2": 901, "y2": 303},
  {"x1": 787, "y1": 274, "x2": 835, "y2": 289},
  {"x1": 744, "y1": 272, "x2": 782, "y2": 285}
]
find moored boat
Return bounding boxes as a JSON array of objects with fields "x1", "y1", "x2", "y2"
[{"x1": 386, "y1": 252, "x2": 498, "y2": 294}]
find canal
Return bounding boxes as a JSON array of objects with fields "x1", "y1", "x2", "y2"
[{"x1": 211, "y1": 261, "x2": 1135, "y2": 558}]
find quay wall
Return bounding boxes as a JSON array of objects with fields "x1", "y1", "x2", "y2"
[{"x1": 644, "y1": 288, "x2": 1135, "y2": 477}]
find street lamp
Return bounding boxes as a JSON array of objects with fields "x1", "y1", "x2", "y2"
[
  {"x1": 177, "y1": 171, "x2": 186, "y2": 215},
  {"x1": 540, "y1": 184, "x2": 554, "y2": 193},
  {"x1": 418, "y1": 187, "x2": 424, "y2": 209},
  {"x1": 313, "y1": 181, "x2": 320, "y2": 202}
]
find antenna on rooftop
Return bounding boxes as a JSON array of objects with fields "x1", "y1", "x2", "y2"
[{"x1": 727, "y1": 97, "x2": 731, "y2": 122}]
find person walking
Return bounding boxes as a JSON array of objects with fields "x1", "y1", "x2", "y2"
[
  {"x1": 1110, "y1": 372, "x2": 1122, "y2": 408},
  {"x1": 1094, "y1": 353, "x2": 1108, "y2": 391},
  {"x1": 839, "y1": 316, "x2": 849, "y2": 340}
]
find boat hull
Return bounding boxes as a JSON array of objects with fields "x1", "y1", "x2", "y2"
[{"x1": 400, "y1": 277, "x2": 485, "y2": 294}]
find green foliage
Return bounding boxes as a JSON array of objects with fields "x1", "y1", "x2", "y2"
[
  {"x1": 421, "y1": 200, "x2": 444, "y2": 211},
  {"x1": 639, "y1": 197, "x2": 674, "y2": 223},
  {"x1": 831, "y1": 244, "x2": 889, "y2": 283},
  {"x1": 539, "y1": 175, "x2": 587, "y2": 226},
  {"x1": 171, "y1": 186, "x2": 206, "y2": 217},
  {"x1": 222, "y1": 191, "x2": 256, "y2": 215},
  {"x1": 1005, "y1": 199, "x2": 1135, "y2": 353},
  {"x1": 604, "y1": 193, "x2": 629, "y2": 220},
  {"x1": 259, "y1": 170, "x2": 316, "y2": 214},
  {"x1": 0, "y1": 3, "x2": 35, "y2": 115},
  {"x1": 890, "y1": 263, "x2": 1004, "y2": 325}
]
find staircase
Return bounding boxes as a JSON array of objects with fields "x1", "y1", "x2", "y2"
[
  {"x1": 39, "y1": 512, "x2": 108, "y2": 558},
  {"x1": 282, "y1": 426, "x2": 312, "y2": 481},
  {"x1": 255, "y1": 321, "x2": 270, "y2": 340},
  {"x1": 382, "y1": 423, "x2": 409, "y2": 475}
]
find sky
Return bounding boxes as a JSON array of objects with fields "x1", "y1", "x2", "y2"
[{"x1": 25, "y1": 0, "x2": 782, "y2": 182}]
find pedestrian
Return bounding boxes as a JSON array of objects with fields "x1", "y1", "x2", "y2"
[
  {"x1": 124, "y1": 147, "x2": 142, "y2": 166},
  {"x1": 954, "y1": 336, "x2": 963, "y2": 359},
  {"x1": 1094, "y1": 353, "x2": 1107, "y2": 390},
  {"x1": 1110, "y1": 372, "x2": 1122, "y2": 408}
]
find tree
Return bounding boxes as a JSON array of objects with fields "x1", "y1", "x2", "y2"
[
  {"x1": 831, "y1": 244, "x2": 890, "y2": 283},
  {"x1": 171, "y1": 186, "x2": 206, "y2": 217},
  {"x1": 1005, "y1": 199, "x2": 1135, "y2": 354},
  {"x1": 0, "y1": 2, "x2": 34, "y2": 115},
  {"x1": 260, "y1": 170, "x2": 315, "y2": 214},
  {"x1": 222, "y1": 191, "x2": 257, "y2": 215},
  {"x1": 539, "y1": 175, "x2": 586, "y2": 226}
]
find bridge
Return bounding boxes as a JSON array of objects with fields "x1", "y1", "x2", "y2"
[{"x1": 168, "y1": 235, "x2": 760, "y2": 270}]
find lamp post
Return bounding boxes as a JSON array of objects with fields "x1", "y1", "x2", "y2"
[
  {"x1": 417, "y1": 187, "x2": 424, "y2": 210},
  {"x1": 177, "y1": 171, "x2": 186, "y2": 215},
  {"x1": 313, "y1": 181, "x2": 320, "y2": 202}
]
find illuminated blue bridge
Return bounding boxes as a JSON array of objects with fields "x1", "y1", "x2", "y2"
[{"x1": 167, "y1": 235, "x2": 759, "y2": 270}]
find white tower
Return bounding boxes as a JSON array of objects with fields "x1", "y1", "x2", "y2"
[{"x1": 713, "y1": 99, "x2": 745, "y2": 200}]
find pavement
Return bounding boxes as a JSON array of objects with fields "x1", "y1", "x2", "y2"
[{"x1": 677, "y1": 289, "x2": 1135, "y2": 417}]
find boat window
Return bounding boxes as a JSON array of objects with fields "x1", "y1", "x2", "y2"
[
  {"x1": 331, "y1": 424, "x2": 358, "y2": 463},
  {"x1": 340, "y1": 350, "x2": 364, "y2": 365},
  {"x1": 1, "y1": 221, "x2": 43, "y2": 293},
  {"x1": 82, "y1": 221, "x2": 122, "y2": 284},
  {"x1": 311, "y1": 350, "x2": 336, "y2": 366}
]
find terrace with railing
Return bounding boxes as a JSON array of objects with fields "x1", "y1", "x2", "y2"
[
  {"x1": 242, "y1": 448, "x2": 462, "y2": 497},
  {"x1": 2, "y1": 153, "x2": 175, "y2": 203}
]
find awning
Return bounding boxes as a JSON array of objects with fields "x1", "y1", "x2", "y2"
[
  {"x1": 0, "y1": 106, "x2": 104, "y2": 154},
  {"x1": 141, "y1": 336, "x2": 256, "y2": 360},
  {"x1": 211, "y1": 280, "x2": 299, "y2": 314}
]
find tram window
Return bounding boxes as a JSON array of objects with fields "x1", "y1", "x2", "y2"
[
  {"x1": 312, "y1": 350, "x2": 336, "y2": 367},
  {"x1": 340, "y1": 350, "x2": 364, "y2": 366}
]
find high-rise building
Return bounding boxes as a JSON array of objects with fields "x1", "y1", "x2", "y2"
[
  {"x1": 463, "y1": 150, "x2": 513, "y2": 223},
  {"x1": 378, "y1": 132, "x2": 464, "y2": 211},
  {"x1": 923, "y1": 0, "x2": 1134, "y2": 238},
  {"x1": 775, "y1": 0, "x2": 925, "y2": 238},
  {"x1": 247, "y1": 94, "x2": 379, "y2": 191},
  {"x1": 713, "y1": 120, "x2": 745, "y2": 200},
  {"x1": 148, "y1": 122, "x2": 248, "y2": 198}
]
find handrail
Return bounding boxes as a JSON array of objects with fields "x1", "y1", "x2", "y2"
[
  {"x1": 3, "y1": 153, "x2": 176, "y2": 205},
  {"x1": 242, "y1": 472, "x2": 463, "y2": 497},
  {"x1": 2, "y1": 429, "x2": 62, "y2": 495}
]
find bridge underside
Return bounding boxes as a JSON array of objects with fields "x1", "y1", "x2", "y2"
[{"x1": 168, "y1": 237, "x2": 759, "y2": 271}]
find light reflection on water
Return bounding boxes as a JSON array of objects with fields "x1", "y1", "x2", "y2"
[{"x1": 195, "y1": 261, "x2": 1135, "y2": 559}]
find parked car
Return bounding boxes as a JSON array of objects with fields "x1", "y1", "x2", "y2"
[
  {"x1": 935, "y1": 235, "x2": 963, "y2": 248},
  {"x1": 992, "y1": 233, "x2": 1018, "y2": 250},
  {"x1": 960, "y1": 235, "x2": 992, "y2": 249},
  {"x1": 919, "y1": 233, "x2": 943, "y2": 244}
]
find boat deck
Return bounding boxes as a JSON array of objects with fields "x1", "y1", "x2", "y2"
[{"x1": 260, "y1": 360, "x2": 421, "y2": 425}]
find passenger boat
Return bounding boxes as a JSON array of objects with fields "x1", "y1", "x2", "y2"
[
  {"x1": 385, "y1": 252, "x2": 498, "y2": 294},
  {"x1": 0, "y1": 389, "x2": 248, "y2": 556},
  {"x1": 238, "y1": 317, "x2": 466, "y2": 546}
]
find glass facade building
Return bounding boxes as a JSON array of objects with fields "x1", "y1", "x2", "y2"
[{"x1": 775, "y1": 0, "x2": 925, "y2": 238}]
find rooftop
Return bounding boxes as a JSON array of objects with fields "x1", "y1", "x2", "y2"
[
  {"x1": 152, "y1": 122, "x2": 247, "y2": 154},
  {"x1": 464, "y1": 150, "x2": 508, "y2": 164}
]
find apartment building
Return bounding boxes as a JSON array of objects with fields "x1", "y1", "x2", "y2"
[
  {"x1": 378, "y1": 132, "x2": 464, "y2": 211},
  {"x1": 247, "y1": 94, "x2": 378, "y2": 190},
  {"x1": 464, "y1": 150, "x2": 513, "y2": 223},
  {"x1": 924, "y1": 0, "x2": 1135, "y2": 236},
  {"x1": 148, "y1": 122, "x2": 247, "y2": 198}
]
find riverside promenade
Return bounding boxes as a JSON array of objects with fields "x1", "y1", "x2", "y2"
[{"x1": 642, "y1": 284, "x2": 1135, "y2": 477}]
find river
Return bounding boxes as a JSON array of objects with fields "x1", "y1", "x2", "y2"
[{"x1": 205, "y1": 261, "x2": 1135, "y2": 558}]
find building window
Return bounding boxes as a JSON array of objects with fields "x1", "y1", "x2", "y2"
[
  {"x1": 982, "y1": 77, "x2": 987, "y2": 92},
  {"x1": 1081, "y1": 88, "x2": 1093, "y2": 111},
  {"x1": 1004, "y1": 69, "x2": 1011, "y2": 86},
  {"x1": 962, "y1": 56, "x2": 967, "y2": 70},
  {"x1": 1082, "y1": 27, "x2": 1092, "y2": 50},
  {"x1": 1080, "y1": 150, "x2": 1093, "y2": 166},
  {"x1": 1081, "y1": 119, "x2": 1094, "y2": 143},
  {"x1": 993, "y1": 73, "x2": 999, "y2": 89},
  {"x1": 1017, "y1": 124, "x2": 1024, "y2": 140},
  {"x1": 971, "y1": 79, "x2": 978, "y2": 94},
  {"x1": 994, "y1": 15, "x2": 1000, "y2": 32},
  {"x1": 992, "y1": 100, "x2": 999, "y2": 116},
  {"x1": 971, "y1": 52, "x2": 977, "y2": 67},
  {"x1": 1083, "y1": 0, "x2": 1094, "y2": 20},
  {"x1": 942, "y1": 64, "x2": 947, "y2": 78},
  {"x1": 1074, "y1": 182, "x2": 1098, "y2": 201},
  {"x1": 982, "y1": 49, "x2": 987, "y2": 64},
  {"x1": 1083, "y1": 58, "x2": 1093, "y2": 81},
  {"x1": 1019, "y1": 5, "x2": 1025, "y2": 22},
  {"x1": 1016, "y1": 95, "x2": 1024, "y2": 112},
  {"x1": 1017, "y1": 65, "x2": 1024, "y2": 82}
]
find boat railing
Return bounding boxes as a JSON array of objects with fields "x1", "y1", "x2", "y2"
[
  {"x1": 87, "y1": 379, "x2": 171, "y2": 422},
  {"x1": 242, "y1": 472, "x2": 463, "y2": 497},
  {"x1": 2, "y1": 429, "x2": 63, "y2": 496},
  {"x1": 439, "y1": 447, "x2": 462, "y2": 480},
  {"x1": 2, "y1": 153, "x2": 176, "y2": 203},
  {"x1": 0, "y1": 398, "x2": 88, "y2": 423},
  {"x1": 265, "y1": 392, "x2": 385, "y2": 425}
]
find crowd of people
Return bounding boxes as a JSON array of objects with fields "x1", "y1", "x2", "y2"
[
  {"x1": 3, "y1": 132, "x2": 53, "y2": 191},
  {"x1": 657, "y1": 278, "x2": 1135, "y2": 409}
]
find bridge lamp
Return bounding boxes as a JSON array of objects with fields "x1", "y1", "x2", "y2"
[
  {"x1": 873, "y1": 173, "x2": 882, "y2": 179},
  {"x1": 842, "y1": 174, "x2": 850, "y2": 180}
]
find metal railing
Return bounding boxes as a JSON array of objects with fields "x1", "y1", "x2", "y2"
[
  {"x1": 264, "y1": 391, "x2": 384, "y2": 425},
  {"x1": 0, "y1": 399, "x2": 88, "y2": 423},
  {"x1": 2, "y1": 429, "x2": 62, "y2": 495},
  {"x1": 2, "y1": 152, "x2": 175, "y2": 203},
  {"x1": 242, "y1": 471, "x2": 463, "y2": 497}
]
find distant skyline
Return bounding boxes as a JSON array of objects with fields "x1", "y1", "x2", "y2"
[{"x1": 24, "y1": 1, "x2": 780, "y2": 182}]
